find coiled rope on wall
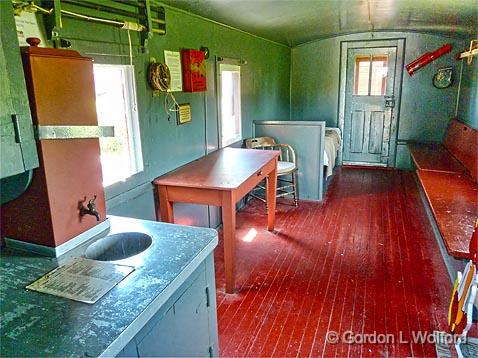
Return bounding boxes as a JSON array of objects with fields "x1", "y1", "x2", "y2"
[
  {"x1": 148, "y1": 61, "x2": 179, "y2": 120},
  {"x1": 148, "y1": 62, "x2": 171, "y2": 92}
]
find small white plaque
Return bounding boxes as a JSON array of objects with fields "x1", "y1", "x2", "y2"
[
  {"x1": 26, "y1": 257, "x2": 134, "y2": 304},
  {"x1": 14, "y1": 11, "x2": 46, "y2": 47}
]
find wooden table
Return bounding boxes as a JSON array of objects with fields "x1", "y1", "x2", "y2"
[{"x1": 153, "y1": 148, "x2": 279, "y2": 293}]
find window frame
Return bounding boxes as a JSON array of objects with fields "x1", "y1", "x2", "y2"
[
  {"x1": 353, "y1": 55, "x2": 388, "y2": 96},
  {"x1": 217, "y1": 61, "x2": 242, "y2": 148}
]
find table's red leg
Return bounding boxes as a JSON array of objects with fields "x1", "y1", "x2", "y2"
[
  {"x1": 266, "y1": 159, "x2": 278, "y2": 231},
  {"x1": 222, "y1": 190, "x2": 236, "y2": 293},
  {"x1": 158, "y1": 186, "x2": 174, "y2": 223}
]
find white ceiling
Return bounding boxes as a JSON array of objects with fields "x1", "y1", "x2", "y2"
[{"x1": 160, "y1": 0, "x2": 478, "y2": 46}]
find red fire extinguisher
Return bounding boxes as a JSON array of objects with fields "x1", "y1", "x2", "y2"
[{"x1": 405, "y1": 44, "x2": 452, "y2": 76}]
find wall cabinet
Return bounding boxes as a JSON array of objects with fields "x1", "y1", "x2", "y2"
[
  {"x1": 0, "y1": 1, "x2": 38, "y2": 179},
  {"x1": 116, "y1": 254, "x2": 219, "y2": 357}
]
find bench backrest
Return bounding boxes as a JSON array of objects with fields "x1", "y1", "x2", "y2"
[{"x1": 444, "y1": 119, "x2": 478, "y2": 182}]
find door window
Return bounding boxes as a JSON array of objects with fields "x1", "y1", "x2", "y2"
[{"x1": 354, "y1": 55, "x2": 388, "y2": 96}]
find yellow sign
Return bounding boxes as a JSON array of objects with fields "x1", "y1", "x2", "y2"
[{"x1": 177, "y1": 103, "x2": 192, "y2": 124}]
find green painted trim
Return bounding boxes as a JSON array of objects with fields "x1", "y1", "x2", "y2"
[
  {"x1": 455, "y1": 60, "x2": 464, "y2": 117},
  {"x1": 154, "y1": 1, "x2": 290, "y2": 48},
  {"x1": 289, "y1": 50, "x2": 293, "y2": 120}
]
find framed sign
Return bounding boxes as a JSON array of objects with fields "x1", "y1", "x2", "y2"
[
  {"x1": 177, "y1": 103, "x2": 192, "y2": 125},
  {"x1": 14, "y1": 11, "x2": 46, "y2": 47},
  {"x1": 164, "y1": 50, "x2": 183, "y2": 92}
]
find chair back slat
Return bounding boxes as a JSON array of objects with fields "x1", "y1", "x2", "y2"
[
  {"x1": 245, "y1": 136, "x2": 276, "y2": 149},
  {"x1": 244, "y1": 136, "x2": 299, "y2": 207},
  {"x1": 246, "y1": 137, "x2": 296, "y2": 165}
]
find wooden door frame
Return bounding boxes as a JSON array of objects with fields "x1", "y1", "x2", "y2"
[{"x1": 337, "y1": 39, "x2": 405, "y2": 167}]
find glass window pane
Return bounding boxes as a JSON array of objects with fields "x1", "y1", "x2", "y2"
[
  {"x1": 370, "y1": 55, "x2": 388, "y2": 95},
  {"x1": 93, "y1": 64, "x2": 143, "y2": 187},
  {"x1": 219, "y1": 64, "x2": 241, "y2": 147},
  {"x1": 354, "y1": 56, "x2": 370, "y2": 95}
]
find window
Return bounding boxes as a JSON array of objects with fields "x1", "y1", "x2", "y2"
[
  {"x1": 354, "y1": 55, "x2": 388, "y2": 96},
  {"x1": 219, "y1": 63, "x2": 241, "y2": 147},
  {"x1": 93, "y1": 64, "x2": 143, "y2": 187}
]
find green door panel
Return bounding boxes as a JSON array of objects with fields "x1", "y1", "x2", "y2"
[{"x1": 343, "y1": 46, "x2": 397, "y2": 166}]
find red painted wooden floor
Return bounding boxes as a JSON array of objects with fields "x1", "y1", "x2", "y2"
[{"x1": 213, "y1": 168, "x2": 454, "y2": 357}]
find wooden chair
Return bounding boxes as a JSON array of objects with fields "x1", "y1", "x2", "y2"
[{"x1": 245, "y1": 136, "x2": 298, "y2": 208}]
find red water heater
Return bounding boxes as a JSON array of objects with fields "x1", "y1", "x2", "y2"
[
  {"x1": 181, "y1": 49, "x2": 207, "y2": 92},
  {"x1": 406, "y1": 43, "x2": 452, "y2": 76}
]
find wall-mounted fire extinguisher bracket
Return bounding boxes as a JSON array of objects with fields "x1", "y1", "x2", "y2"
[{"x1": 405, "y1": 44, "x2": 452, "y2": 76}]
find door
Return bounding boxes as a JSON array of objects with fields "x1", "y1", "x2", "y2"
[{"x1": 343, "y1": 46, "x2": 398, "y2": 166}]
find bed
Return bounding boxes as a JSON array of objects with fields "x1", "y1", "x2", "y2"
[
  {"x1": 324, "y1": 128, "x2": 342, "y2": 179},
  {"x1": 253, "y1": 121, "x2": 341, "y2": 201}
]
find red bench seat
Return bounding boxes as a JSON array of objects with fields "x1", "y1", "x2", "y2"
[
  {"x1": 417, "y1": 170, "x2": 478, "y2": 258},
  {"x1": 409, "y1": 119, "x2": 478, "y2": 259},
  {"x1": 408, "y1": 142, "x2": 467, "y2": 174}
]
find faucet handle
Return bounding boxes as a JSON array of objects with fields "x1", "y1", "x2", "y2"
[
  {"x1": 79, "y1": 195, "x2": 101, "y2": 221},
  {"x1": 87, "y1": 195, "x2": 97, "y2": 210}
]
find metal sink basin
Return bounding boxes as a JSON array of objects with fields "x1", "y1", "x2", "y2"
[{"x1": 85, "y1": 232, "x2": 152, "y2": 261}]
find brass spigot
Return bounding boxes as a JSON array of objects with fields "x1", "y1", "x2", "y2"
[{"x1": 79, "y1": 195, "x2": 100, "y2": 221}]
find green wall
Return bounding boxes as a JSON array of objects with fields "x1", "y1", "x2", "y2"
[
  {"x1": 51, "y1": 4, "x2": 291, "y2": 224},
  {"x1": 456, "y1": 47, "x2": 478, "y2": 130},
  {"x1": 4, "y1": 2, "x2": 476, "y2": 227},
  {"x1": 290, "y1": 32, "x2": 466, "y2": 169}
]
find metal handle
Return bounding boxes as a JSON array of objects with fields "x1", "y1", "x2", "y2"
[
  {"x1": 384, "y1": 96, "x2": 395, "y2": 108},
  {"x1": 12, "y1": 114, "x2": 22, "y2": 143}
]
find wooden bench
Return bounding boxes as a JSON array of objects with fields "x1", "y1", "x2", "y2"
[
  {"x1": 416, "y1": 171, "x2": 477, "y2": 258},
  {"x1": 408, "y1": 119, "x2": 478, "y2": 259}
]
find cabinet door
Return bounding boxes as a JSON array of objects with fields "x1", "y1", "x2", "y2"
[
  {"x1": 170, "y1": 272, "x2": 211, "y2": 357},
  {"x1": 136, "y1": 270, "x2": 211, "y2": 357},
  {"x1": 0, "y1": 1, "x2": 38, "y2": 179}
]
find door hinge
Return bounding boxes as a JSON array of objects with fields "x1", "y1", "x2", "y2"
[
  {"x1": 205, "y1": 286, "x2": 210, "y2": 307},
  {"x1": 12, "y1": 114, "x2": 22, "y2": 143},
  {"x1": 208, "y1": 345, "x2": 214, "y2": 357}
]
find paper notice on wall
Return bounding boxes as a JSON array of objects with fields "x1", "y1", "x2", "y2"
[
  {"x1": 26, "y1": 257, "x2": 134, "y2": 304},
  {"x1": 164, "y1": 50, "x2": 183, "y2": 92},
  {"x1": 14, "y1": 11, "x2": 46, "y2": 47}
]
